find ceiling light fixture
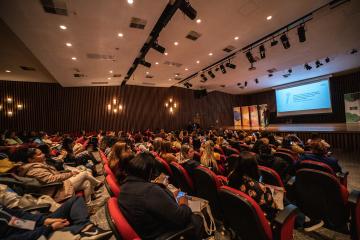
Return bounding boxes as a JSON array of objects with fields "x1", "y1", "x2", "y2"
[
  {"x1": 168, "y1": 78, "x2": 172, "y2": 81},
  {"x1": 174, "y1": 41, "x2": 179, "y2": 46},
  {"x1": 71, "y1": 57, "x2": 77, "y2": 60},
  {"x1": 304, "y1": 63, "x2": 312, "y2": 70},
  {"x1": 245, "y1": 51, "x2": 256, "y2": 64},
  {"x1": 59, "y1": 25, "x2": 67, "y2": 30},
  {"x1": 259, "y1": 45, "x2": 266, "y2": 59},
  {"x1": 200, "y1": 73, "x2": 207, "y2": 82},
  {"x1": 146, "y1": 71, "x2": 150, "y2": 75},
  {"x1": 164, "y1": 52, "x2": 168, "y2": 56},
  {"x1": 196, "y1": 19, "x2": 201, "y2": 23},
  {"x1": 315, "y1": 60, "x2": 323, "y2": 68},
  {"x1": 185, "y1": 68, "x2": 188, "y2": 71},
  {"x1": 220, "y1": 64, "x2": 226, "y2": 74},
  {"x1": 325, "y1": 57, "x2": 330, "y2": 63},
  {"x1": 244, "y1": 81, "x2": 248, "y2": 87},
  {"x1": 196, "y1": 60, "x2": 200, "y2": 64},
  {"x1": 226, "y1": 62, "x2": 236, "y2": 69},
  {"x1": 297, "y1": 25, "x2": 306, "y2": 42},
  {"x1": 208, "y1": 70, "x2": 215, "y2": 78},
  {"x1": 152, "y1": 42, "x2": 166, "y2": 53},
  {"x1": 5, "y1": 70, "x2": 11, "y2": 73},
  {"x1": 107, "y1": 77, "x2": 111, "y2": 80},
  {"x1": 118, "y1": 33, "x2": 124, "y2": 37},
  {"x1": 255, "y1": 78, "x2": 259, "y2": 84},
  {"x1": 266, "y1": 15, "x2": 272, "y2": 20},
  {"x1": 155, "y1": 62, "x2": 159, "y2": 65},
  {"x1": 66, "y1": 43, "x2": 72, "y2": 47},
  {"x1": 127, "y1": 0, "x2": 134, "y2": 5},
  {"x1": 208, "y1": 52, "x2": 213, "y2": 56},
  {"x1": 234, "y1": 36, "x2": 239, "y2": 40},
  {"x1": 109, "y1": 70, "x2": 113, "y2": 73},
  {"x1": 179, "y1": 0, "x2": 197, "y2": 20},
  {"x1": 350, "y1": 49, "x2": 358, "y2": 54},
  {"x1": 270, "y1": 38, "x2": 278, "y2": 47},
  {"x1": 280, "y1": 33, "x2": 290, "y2": 49}
]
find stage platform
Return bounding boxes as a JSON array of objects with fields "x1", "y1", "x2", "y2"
[
  {"x1": 226, "y1": 123, "x2": 360, "y2": 151},
  {"x1": 228, "y1": 123, "x2": 360, "y2": 133}
]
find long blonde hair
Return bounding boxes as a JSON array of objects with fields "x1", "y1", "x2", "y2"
[{"x1": 200, "y1": 140, "x2": 218, "y2": 171}]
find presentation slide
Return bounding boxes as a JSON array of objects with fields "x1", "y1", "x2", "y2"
[{"x1": 276, "y1": 79, "x2": 332, "y2": 117}]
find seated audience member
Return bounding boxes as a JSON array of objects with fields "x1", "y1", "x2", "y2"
[
  {"x1": 118, "y1": 152, "x2": 203, "y2": 240},
  {"x1": 228, "y1": 152, "x2": 322, "y2": 231},
  {"x1": 0, "y1": 196, "x2": 110, "y2": 240},
  {"x1": 160, "y1": 141, "x2": 178, "y2": 163},
  {"x1": 177, "y1": 144, "x2": 200, "y2": 176},
  {"x1": 152, "y1": 137, "x2": 163, "y2": 154},
  {"x1": 306, "y1": 133, "x2": 331, "y2": 149},
  {"x1": 192, "y1": 137, "x2": 201, "y2": 153},
  {"x1": 298, "y1": 140, "x2": 342, "y2": 173},
  {"x1": 108, "y1": 141, "x2": 133, "y2": 182},
  {"x1": 215, "y1": 136, "x2": 228, "y2": 148},
  {"x1": 4, "y1": 131, "x2": 23, "y2": 146},
  {"x1": 18, "y1": 148, "x2": 102, "y2": 204},
  {"x1": 40, "y1": 132, "x2": 53, "y2": 146},
  {"x1": 200, "y1": 140, "x2": 223, "y2": 174},
  {"x1": 281, "y1": 136, "x2": 304, "y2": 154}
]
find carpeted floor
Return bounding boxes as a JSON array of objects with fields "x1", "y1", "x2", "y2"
[{"x1": 91, "y1": 149, "x2": 360, "y2": 240}]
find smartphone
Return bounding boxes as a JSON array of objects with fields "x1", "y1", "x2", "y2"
[
  {"x1": 259, "y1": 175, "x2": 263, "y2": 183},
  {"x1": 176, "y1": 191, "x2": 186, "y2": 203}
]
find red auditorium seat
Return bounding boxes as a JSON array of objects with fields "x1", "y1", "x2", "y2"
[
  {"x1": 99, "y1": 150, "x2": 109, "y2": 165},
  {"x1": 218, "y1": 185, "x2": 298, "y2": 240},
  {"x1": 259, "y1": 165, "x2": 285, "y2": 188},
  {"x1": 214, "y1": 146, "x2": 225, "y2": 155},
  {"x1": 192, "y1": 165, "x2": 224, "y2": 220},
  {"x1": 169, "y1": 161, "x2": 194, "y2": 194},
  {"x1": 155, "y1": 156, "x2": 174, "y2": 177},
  {"x1": 105, "y1": 197, "x2": 141, "y2": 240},
  {"x1": 105, "y1": 174, "x2": 120, "y2": 197},
  {"x1": 274, "y1": 152, "x2": 297, "y2": 165},
  {"x1": 193, "y1": 151, "x2": 201, "y2": 162},
  {"x1": 223, "y1": 146, "x2": 240, "y2": 156},
  {"x1": 294, "y1": 168, "x2": 360, "y2": 234}
]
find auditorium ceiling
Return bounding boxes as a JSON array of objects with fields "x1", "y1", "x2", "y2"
[{"x1": 0, "y1": 0, "x2": 359, "y2": 94}]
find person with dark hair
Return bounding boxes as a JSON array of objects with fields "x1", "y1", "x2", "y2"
[
  {"x1": 18, "y1": 148, "x2": 102, "y2": 204},
  {"x1": 177, "y1": 144, "x2": 200, "y2": 176},
  {"x1": 4, "y1": 131, "x2": 23, "y2": 146},
  {"x1": 160, "y1": 141, "x2": 178, "y2": 164},
  {"x1": 0, "y1": 196, "x2": 111, "y2": 240},
  {"x1": 108, "y1": 141, "x2": 134, "y2": 183},
  {"x1": 192, "y1": 137, "x2": 201, "y2": 152},
  {"x1": 118, "y1": 152, "x2": 203, "y2": 240}
]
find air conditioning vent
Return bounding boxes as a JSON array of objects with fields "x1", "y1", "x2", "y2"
[
  {"x1": 40, "y1": 0, "x2": 68, "y2": 16},
  {"x1": 142, "y1": 82, "x2": 156, "y2": 86},
  {"x1": 129, "y1": 17, "x2": 147, "y2": 29},
  {"x1": 20, "y1": 66, "x2": 36, "y2": 71},
  {"x1": 223, "y1": 45, "x2": 236, "y2": 53},
  {"x1": 86, "y1": 53, "x2": 115, "y2": 60},
  {"x1": 186, "y1": 31, "x2": 202, "y2": 41},
  {"x1": 112, "y1": 74, "x2": 122, "y2": 77},
  {"x1": 73, "y1": 73, "x2": 85, "y2": 78},
  {"x1": 163, "y1": 61, "x2": 182, "y2": 67},
  {"x1": 91, "y1": 82, "x2": 108, "y2": 85}
]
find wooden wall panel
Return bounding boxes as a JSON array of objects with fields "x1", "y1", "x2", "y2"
[{"x1": 0, "y1": 81, "x2": 240, "y2": 132}]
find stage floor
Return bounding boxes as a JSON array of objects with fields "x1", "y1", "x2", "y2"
[{"x1": 228, "y1": 123, "x2": 360, "y2": 133}]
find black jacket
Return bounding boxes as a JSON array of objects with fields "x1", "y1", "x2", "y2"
[{"x1": 118, "y1": 176, "x2": 193, "y2": 240}]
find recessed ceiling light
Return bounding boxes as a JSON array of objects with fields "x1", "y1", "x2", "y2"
[
  {"x1": 5, "y1": 70, "x2": 11, "y2": 73},
  {"x1": 196, "y1": 60, "x2": 200, "y2": 64},
  {"x1": 59, "y1": 25, "x2": 67, "y2": 30},
  {"x1": 146, "y1": 71, "x2": 149, "y2": 75},
  {"x1": 168, "y1": 78, "x2": 172, "y2": 81},
  {"x1": 234, "y1": 36, "x2": 239, "y2": 40},
  {"x1": 71, "y1": 57, "x2": 77, "y2": 60},
  {"x1": 118, "y1": 33, "x2": 124, "y2": 37},
  {"x1": 266, "y1": 15, "x2": 272, "y2": 20},
  {"x1": 109, "y1": 70, "x2": 113, "y2": 73},
  {"x1": 174, "y1": 42, "x2": 179, "y2": 46},
  {"x1": 196, "y1": 19, "x2": 201, "y2": 23},
  {"x1": 107, "y1": 77, "x2": 111, "y2": 80},
  {"x1": 127, "y1": 0, "x2": 134, "y2": 4},
  {"x1": 155, "y1": 62, "x2": 159, "y2": 65},
  {"x1": 208, "y1": 52, "x2": 213, "y2": 56},
  {"x1": 66, "y1": 42, "x2": 72, "y2": 47},
  {"x1": 185, "y1": 68, "x2": 188, "y2": 71},
  {"x1": 164, "y1": 52, "x2": 168, "y2": 56}
]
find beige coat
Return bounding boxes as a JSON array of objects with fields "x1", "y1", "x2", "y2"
[{"x1": 18, "y1": 162, "x2": 74, "y2": 202}]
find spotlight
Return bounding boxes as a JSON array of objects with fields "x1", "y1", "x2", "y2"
[
  {"x1": 220, "y1": 64, "x2": 226, "y2": 74},
  {"x1": 259, "y1": 45, "x2": 266, "y2": 59},
  {"x1": 325, "y1": 57, "x2": 330, "y2": 63},
  {"x1": 184, "y1": 82, "x2": 192, "y2": 88},
  {"x1": 179, "y1": 0, "x2": 197, "y2": 20},
  {"x1": 237, "y1": 83, "x2": 241, "y2": 86},
  {"x1": 139, "y1": 59, "x2": 151, "y2": 68},
  {"x1": 152, "y1": 42, "x2": 165, "y2": 53},
  {"x1": 248, "y1": 63, "x2": 256, "y2": 71},
  {"x1": 288, "y1": 68, "x2": 292, "y2": 73},
  {"x1": 215, "y1": 67, "x2": 219, "y2": 72},
  {"x1": 226, "y1": 62, "x2": 236, "y2": 69},
  {"x1": 297, "y1": 25, "x2": 306, "y2": 42},
  {"x1": 268, "y1": 74, "x2": 273, "y2": 77},
  {"x1": 350, "y1": 49, "x2": 358, "y2": 54},
  {"x1": 270, "y1": 38, "x2": 278, "y2": 47},
  {"x1": 245, "y1": 51, "x2": 256, "y2": 64},
  {"x1": 244, "y1": 81, "x2": 248, "y2": 87},
  {"x1": 208, "y1": 70, "x2": 215, "y2": 78},
  {"x1": 255, "y1": 78, "x2": 259, "y2": 84},
  {"x1": 315, "y1": 60, "x2": 323, "y2": 68},
  {"x1": 304, "y1": 63, "x2": 312, "y2": 70},
  {"x1": 200, "y1": 73, "x2": 208, "y2": 82},
  {"x1": 280, "y1": 33, "x2": 290, "y2": 49}
]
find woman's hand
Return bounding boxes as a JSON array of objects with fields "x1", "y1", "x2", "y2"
[
  {"x1": 44, "y1": 218, "x2": 66, "y2": 226},
  {"x1": 51, "y1": 220, "x2": 70, "y2": 230}
]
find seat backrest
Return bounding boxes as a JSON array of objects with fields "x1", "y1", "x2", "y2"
[
  {"x1": 169, "y1": 162, "x2": 194, "y2": 194},
  {"x1": 105, "y1": 174, "x2": 120, "y2": 197},
  {"x1": 226, "y1": 154, "x2": 239, "y2": 173},
  {"x1": 218, "y1": 186, "x2": 272, "y2": 240},
  {"x1": 99, "y1": 150, "x2": 109, "y2": 165},
  {"x1": 192, "y1": 165, "x2": 223, "y2": 220},
  {"x1": 223, "y1": 146, "x2": 240, "y2": 156},
  {"x1": 193, "y1": 151, "x2": 201, "y2": 162},
  {"x1": 259, "y1": 165, "x2": 284, "y2": 188},
  {"x1": 105, "y1": 197, "x2": 141, "y2": 240},
  {"x1": 155, "y1": 157, "x2": 173, "y2": 177},
  {"x1": 104, "y1": 163, "x2": 116, "y2": 179},
  {"x1": 274, "y1": 152, "x2": 296, "y2": 165},
  {"x1": 295, "y1": 169, "x2": 349, "y2": 229},
  {"x1": 299, "y1": 160, "x2": 335, "y2": 175},
  {"x1": 214, "y1": 146, "x2": 224, "y2": 155}
]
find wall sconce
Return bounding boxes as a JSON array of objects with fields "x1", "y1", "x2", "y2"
[
  {"x1": 107, "y1": 98, "x2": 123, "y2": 114},
  {"x1": 165, "y1": 97, "x2": 178, "y2": 114},
  {"x1": 0, "y1": 96, "x2": 24, "y2": 117}
]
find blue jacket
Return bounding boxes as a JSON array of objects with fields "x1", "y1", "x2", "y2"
[{"x1": 299, "y1": 153, "x2": 342, "y2": 173}]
